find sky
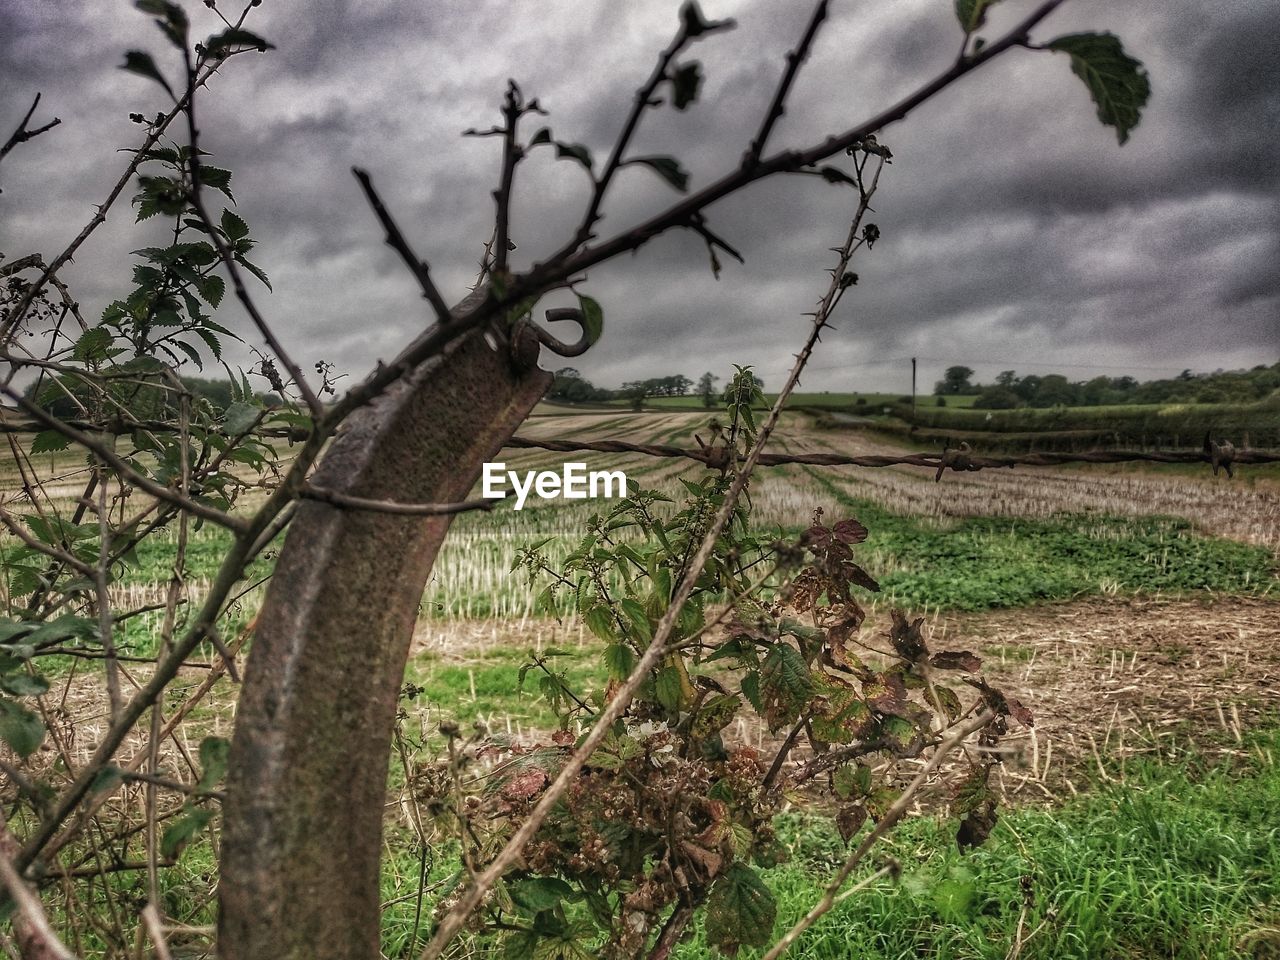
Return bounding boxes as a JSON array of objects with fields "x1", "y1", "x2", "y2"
[{"x1": 2, "y1": 0, "x2": 1277, "y2": 397}]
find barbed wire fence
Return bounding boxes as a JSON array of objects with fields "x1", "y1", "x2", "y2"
[{"x1": 505, "y1": 433, "x2": 1280, "y2": 480}]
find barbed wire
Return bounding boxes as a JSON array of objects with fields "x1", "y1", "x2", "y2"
[{"x1": 506, "y1": 435, "x2": 1280, "y2": 480}]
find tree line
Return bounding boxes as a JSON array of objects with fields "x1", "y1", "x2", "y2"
[
  {"x1": 549, "y1": 368, "x2": 763, "y2": 409},
  {"x1": 935, "y1": 361, "x2": 1280, "y2": 409}
]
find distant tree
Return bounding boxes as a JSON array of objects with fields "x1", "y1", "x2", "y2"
[
  {"x1": 995, "y1": 369, "x2": 1018, "y2": 388},
  {"x1": 935, "y1": 365, "x2": 975, "y2": 395},
  {"x1": 1034, "y1": 373, "x2": 1077, "y2": 407},
  {"x1": 973, "y1": 386, "x2": 1021, "y2": 409},
  {"x1": 697, "y1": 371, "x2": 719, "y2": 408},
  {"x1": 1013, "y1": 373, "x2": 1042, "y2": 403}
]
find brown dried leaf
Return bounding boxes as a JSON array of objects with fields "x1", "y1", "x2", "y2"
[
  {"x1": 930, "y1": 650, "x2": 983, "y2": 672},
  {"x1": 801, "y1": 524, "x2": 831, "y2": 548},
  {"x1": 888, "y1": 609, "x2": 928, "y2": 661},
  {"x1": 836, "y1": 804, "x2": 868, "y2": 842},
  {"x1": 833, "y1": 518, "x2": 869, "y2": 544},
  {"x1": 843, "y1": 561, "x2": 881, "y2": 593}
]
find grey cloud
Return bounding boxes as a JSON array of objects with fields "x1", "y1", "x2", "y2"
[{"x1": 2, "y1": 0, "x2": 1277, "y2": 396}]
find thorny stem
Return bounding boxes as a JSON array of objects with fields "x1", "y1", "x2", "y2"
[
  {"x1": 493, "y1": 82, "x2": 523, "y2": 277},
  {"x1": 745, "y1": 0, "x2": 829, "y2": 166}
]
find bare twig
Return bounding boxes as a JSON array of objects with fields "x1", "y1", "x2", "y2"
[
  {"x1": 0, "y1": 93, "x2": 61, "y2": 166},
  {"x1": 745, "y1": 0, "x2": 829, "y2": 165},
  {"x1": 181, "y1": 45, "x2": 324, "y2": 418},
  {"x1": 140, "y1": 904, "x2": 174, "y2": 960},
  {"x1": 352, "y1": 167, "x2": 452, "y2": 324},
  {"x1": 336, "y1": 0, "x2": 1070, "y2": 425},
  {"x1": 493, "y1": 82, "x2": 524, "y2": 276}
]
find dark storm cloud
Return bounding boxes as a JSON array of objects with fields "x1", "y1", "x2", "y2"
[{"x1": 2, "y1": 0, "x2": 1276, "y2": 397}]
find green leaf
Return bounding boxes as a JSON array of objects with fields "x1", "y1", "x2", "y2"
[
  {"x1": 933, "y1": 867, "x2": 977, "y2": 922},
  {"x1": 1, "y1": 673, "x2": 49, "y2": 697},
  {"x1": 619, "y1": 598, "x2": 651, "y2": 642},
  {"x1": 706, "y1": 864, "x2": 776, "y2": 952},
  {"x1": 204, "y1": 27, "x2": 275, "y2": 55},
  {"x1": 234, "y1": 255, "x2": 271, "y2": 290},
  {"x1": 575, "y1": 295, "x2": 603, "y2": 346},
  {"x1": 624, "y1": 155, "x2": 689, "y2": 192},
  {"x1": 654, "y1": 665, "x2": 685, "y2": 712},
  {"x1": 161, "y1": 808, "x2": 214, "y2": 859},
  {"x1": 1047, "y1": 33, "x2": 1151, "y2": 145},
  {"x1": 509, "y1": 876, "x2": 576, "y2": 915},
  {"x1": 136, "y1": 0, "x2": 188, "y2": 47},
  {"x1": 199, "y1": 166, "x2": 236, "y2": 201},
  {"x1": 554, "y1": 142, "x2": 593, "y2": 171},
  {"x1": 120, "y1": 51, "x2": 175, "y2": 100},
  {"x1": 529, "y1": 127, "x2": 553, "y2": 147},
  {"x1": 222, "y1": 402, "x2": 261, "y2": 435},
  {"x1": 954, "y1": 0, "x2": 1001, "y2": 34},
  {"x1": 740, "y1": 671, "x2": 762, "y2": 712},
  {"x1": 759, "y1": 643, "x2": 812, "y2": 729},
  {"x1": 583, "y1": 605, "x2": 615, "y2": 641},
  {"x1": 690, "y1": 694, "x2": 740, "y2": 740},
  {"x1": 0, "y1": 697, "x2": 45, "y2": 758},
  {"x1": 603, "y1": 642, "x2": 634, "y2": 680},
  {"x1": 220, "y1": 208, "x2": 250, "y2": 241},
  {"x1": 197, "y1": 736, "x2": 231, "y2": 791},
  {"x1": 73, "y1": 327, "x2": 114, "y2": 362},
  {"x1": 833, "y1": 762, "x2": 872, "y2": 801},
  {"x1": 30, "y1": 430, "x2": 72, "y2": 455},
  {"x1": 197, "y1": 273, "x2": 226, "y2": 308},
  {"x1": 671, "y1": 61, "x2": 703, "y2": 110}
]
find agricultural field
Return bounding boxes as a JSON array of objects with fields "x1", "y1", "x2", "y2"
[{"x1": 6, "y1": 407, "x2": 1278, "y2": 957}]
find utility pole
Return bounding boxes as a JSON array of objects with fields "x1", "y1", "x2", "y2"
[{"x1": 911, "y1": 356, "x2": 917, "y2": 424}]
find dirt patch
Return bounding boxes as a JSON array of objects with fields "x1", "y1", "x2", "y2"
[{"x1": 929, "y1": 595, "x2": 1280, "y2": 801}]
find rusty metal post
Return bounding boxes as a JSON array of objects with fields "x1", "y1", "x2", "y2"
[{"x1": 218, "y1": 294, "x2": 554, "y2": 959}]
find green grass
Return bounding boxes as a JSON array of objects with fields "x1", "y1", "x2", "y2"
[
  {"x1": 406, "y1": 642, "x2": 608, "y2": 730},
  {"x1": 809, "y1": 469, "x2": 1276, "y2": 611},
  {"x1": 666, "y1": 727, "x2": 1280, "y2": 959}
]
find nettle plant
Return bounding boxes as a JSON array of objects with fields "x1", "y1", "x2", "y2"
[{"x1": 415, "y1": 371, "x2": 1031, "y2": 959}]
